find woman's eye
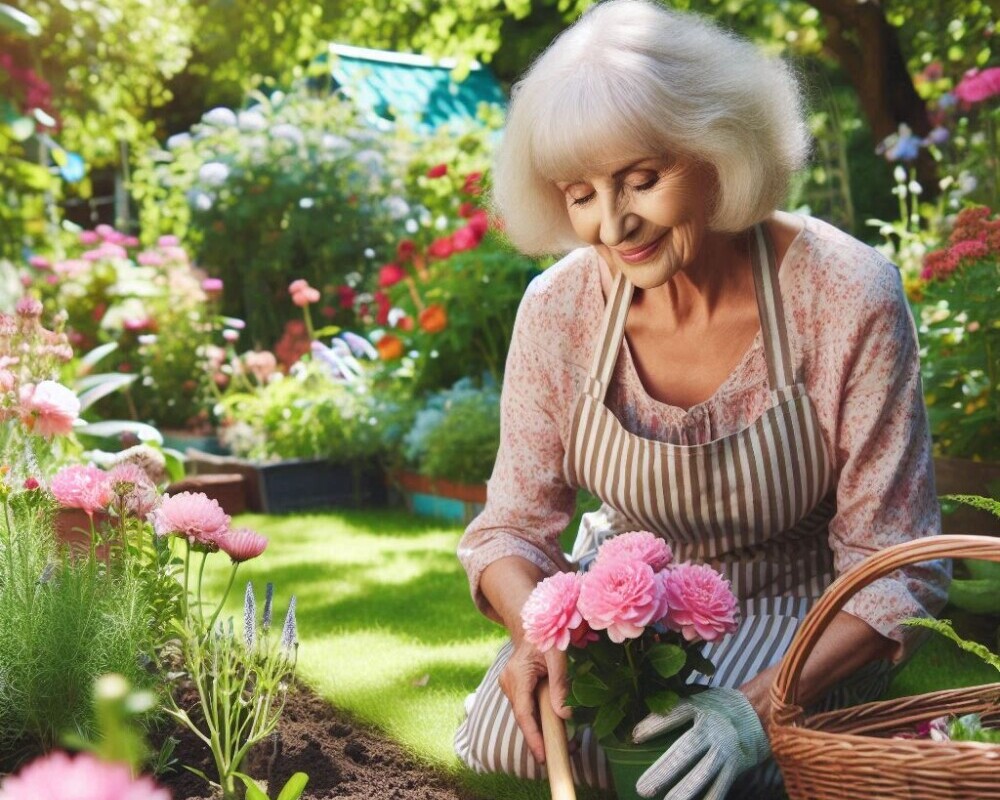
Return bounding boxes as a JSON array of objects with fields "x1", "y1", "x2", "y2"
[
  {"x1": 631, "y1": 174, "x2": 659, "y2": 192},
  {"x1": 569, "y1": 192, "x2": 595, "y2": 207}
]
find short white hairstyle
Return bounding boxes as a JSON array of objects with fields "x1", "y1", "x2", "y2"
[{"x1": 493, "y1": 0, "x2": 810, "y2": 255}]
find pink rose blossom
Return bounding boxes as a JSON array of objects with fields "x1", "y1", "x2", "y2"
[
  {"x1": 50, "y1": 465, "x2": 112, "y2": 515},
  {"x1": 661, "y1": 563, "x2": 738, "y2": 643},
  {"x1": 157, "y1": 235, "x2": 180, "y2": 247},
  {"x1": 378, "y1": 263, "x2": 406, "y2": 288},
  {"x1": 149, "y1": 491, "x2": 230, "y2": 549},
  {"x1": 954, "y1": 66, "x2": 1000, "y2": 105},
  {"x1": 202, "y1": 277, "x2": 224, "y2": 293},
  {"x1": 521, "y1": 571, "x2": 587, "y2": 652},
  {"x1": 578, "y1": 558, "x2": 664, "y2": 643},
  {"x1": 216, "y1": 527, "x2": 268, "y2": 563},
  {"x1": 0, "y1": 751, "x2": 170, "y2": 800},
  {"x1": 597, "y1": 531, "x2": 673, "y2": 572},
  {"x1": 19, "y1": 380, "x2": 80, "y2": 437}
]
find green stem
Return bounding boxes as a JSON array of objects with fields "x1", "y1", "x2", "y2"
[
  {"x1": 624, "y1": 640, "x2": 640, "y2": 704},
  {"x1": 197, "y1": 551, "x2": 209, "y2": 628},
  {"x1": 182, "y1": 540, "x2": 191, "y2": 621},
  {"x1": 206, "y1": 563, "x2": 239, "y2": 635}
]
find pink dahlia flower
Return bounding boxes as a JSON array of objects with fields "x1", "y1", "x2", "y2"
[
  {"x1": 149, "y1": 491, "x2": 230, "y2": 549},
  {"x1": 661, "y1": 563, "x2": 739, "y2": 643},
  {"x1": 578, "y1": 558, "x2": 664, "y2": 643},
  {"x1": 19, "y1": 380, "x2": 80, "y2": 437},
  {"x1": 0, "y1": 751, "x2": 170, "y2": 800},
  {"x1": 521, "y1": 571, "x2": 587, "y2": 652},
  {"x1": 217, "y1": 527, "x2": 268, "y2": 563},
  {"x1": 50, "y1": 464, "x2": 112, "y2": 515},
  {"x1": 597, "y1": 531, "x2": 673, "y2": 572}
]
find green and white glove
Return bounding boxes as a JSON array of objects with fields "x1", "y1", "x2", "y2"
[{"x1": 631, "y1": 688, "x2": 771, "y2": 800}]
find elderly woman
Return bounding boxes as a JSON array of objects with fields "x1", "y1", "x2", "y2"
[{"x1": 453, "y1": 2, "x2": 949, "y2": 798}]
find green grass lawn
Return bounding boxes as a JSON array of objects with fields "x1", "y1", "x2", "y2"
[{"x1": 198, "y1": 505, "x2": 998, "y2": 799}]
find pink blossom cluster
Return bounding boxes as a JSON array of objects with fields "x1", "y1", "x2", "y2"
[
  {"x1": 18, "y1": 380, "x2": 80, "y2": 437},
  {"x1": 522, "y1": 531, "x2": 738, "y2": 651},
  {"x1": 0, "y1": 751, "x2": 169, "y2": 800},
  {"x1": 289, "y1": 279, "x2": 321, "y2": 307},
  {"x1": 921, "y1": 205, "x2": 1000, "y2": 281},
  {"x1": 150, "y1": 491, "x2": 267, "y2": 562},
  {"x1": 954, "y1": 67, "x2": 1000, "y2": 106}
]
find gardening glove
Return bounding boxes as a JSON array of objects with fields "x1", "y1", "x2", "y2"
[{"x1": 631, "y1": 687, "x2": 770, "y2": 800}]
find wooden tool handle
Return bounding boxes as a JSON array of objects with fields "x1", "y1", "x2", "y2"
[{"x1": 537, "y1": 679, "x2": 576, "y2": 800}]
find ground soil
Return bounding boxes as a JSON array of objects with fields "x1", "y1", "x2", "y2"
[{"x1": 156, "y1": 684, "x2": 477, "y2": 800}]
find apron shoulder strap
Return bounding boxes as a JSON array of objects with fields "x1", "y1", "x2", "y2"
[
  {"x1": 586, "y1": 269, "x2": 634, "y2": 401},
  {"x1": 750, "y1": 223, "x2": 796, "y2": 390}
]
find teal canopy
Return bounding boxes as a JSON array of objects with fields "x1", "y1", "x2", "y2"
[{"x1": 319, "y1": 44, "x2": 506, "y2": 131}]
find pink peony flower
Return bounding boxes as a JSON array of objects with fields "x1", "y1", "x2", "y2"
[
  {"x1": 522, "y1": 571, "x2": 587, "y2": 652},
  {"x1": 50, "y1": 464, "x2": 112, "y2": 515},
  {"x1": 157, "y1": 235, "x2": 180, "y2": 247},
  {"x1": 201, "y1": 277, "x2": 224, "y2": 293},
  {"x1": 107, "y1": 463, "x2": 159, "y2": 518},
  {"x1": 660, "y1": 563, "x2": 738, "y2": 643},
  {"x1": 954, "y1": 66, "x2": 1000, "y2": 105},
  {"x1": 578, "y1": 558, "x2": 664, "y2": 643},
  {"x1": 216, "y1": 527, "x2": 268, "y2": 563},
  {"x1": 597, "y1": 531, "x2": 673, "y2": 572},
  {"x1": 149, "y1": 491, "x2": 230, "y2": 549},
  {"x1": 19, "y1": 380, "x2": 80, "y2": 437},
  {"x1": 0, "y1": 751, "x2": 170, "y2": 800}
]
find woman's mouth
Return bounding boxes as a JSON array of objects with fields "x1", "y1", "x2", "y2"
[{"x1": 616, "y1": 233, "x2": 667, "y2": 264}]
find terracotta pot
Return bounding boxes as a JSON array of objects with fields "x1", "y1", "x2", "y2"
[
  {"x1": 54, "y1": 508, "x2": 113, "y2": 559},
  {"x1": 933, "y1": 457, "x2": 1000, "y2": 535}
]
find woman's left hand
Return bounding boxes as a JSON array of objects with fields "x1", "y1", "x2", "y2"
[{"x1": 631, "y1": 687, "x2": 771, "y2": 800}]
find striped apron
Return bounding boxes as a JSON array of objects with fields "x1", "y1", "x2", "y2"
[{"x1": 455, "y1": 225, "x2": 891, "y2": 796}]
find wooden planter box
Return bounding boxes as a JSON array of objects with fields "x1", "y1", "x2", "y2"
[
  {"x1": 185, "y1": 450, "x2": 387, "y2": 514},
  {"x1": 54, "y1": 508, "x2": 112, "y2": 559},
  {"x1": 934, "y1": 456, "x2": 1000, "y2": 535},
  {"x1": 389, "y1": 470, "x2": 487, "y2": 525}
]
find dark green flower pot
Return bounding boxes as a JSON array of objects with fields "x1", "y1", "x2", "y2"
[{"x1": 601, "y1": 731, "x2": 682, "y2": 800}]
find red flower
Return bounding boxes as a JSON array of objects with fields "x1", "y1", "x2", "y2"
[
  {"x1": 378, "y1": 263, "x2": 406, "y2": 288},
  {"x1": 452, "y1": 225, "x2": 480, "y2": 252},
  {"x1": 23, "y1": 477, "x2": 39, "y2": 490},
  {"x1": 418, "y1": 304, "x2": 448, "y2": 333},
  {"x1": 462, "y1": 171, "x2": 483, "y2": 196},
  {"x1": 428, "y1": 236, "x2": 454, "y2": 259},
  {"x1": 397, "y1": 315, "x2": 414, "y2": 332},
  {"x1": 458, "y1": 202, "x2": 476, "y2": 219},
  {"x1": 337, "y1": 285, "x2": 357, "y2": 309},
  {"x1": 396, "y1": 239, "x2": 416, "y2": 264},
  {"x1": 376, "y1": 335, "x2": 404, "y2": 360},
  {"x1": 375, "y1": 290, "x2": 391, "y2": 326},
  {"x1": 426, "y1": 163, "x2": 448, "y2": 179},
  {"x1": 468, "y1": 209, "x2": 489, "y2": 239}
]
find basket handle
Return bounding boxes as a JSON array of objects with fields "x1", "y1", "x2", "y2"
[{"x1": 769, "y1": 534, "x2": 1000, "y2": 728}]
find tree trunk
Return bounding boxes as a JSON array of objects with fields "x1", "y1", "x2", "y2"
[{"x1": 810, "y1": 0, "x2": 938, "y2": 195}]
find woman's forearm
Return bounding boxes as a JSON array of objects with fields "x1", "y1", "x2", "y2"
[
  {"x1": 740, "y1": 611, "x2": 896, "y2": 722},
  {"x1": 480, "y1": 556, "x2": 550, "y2": 640}
]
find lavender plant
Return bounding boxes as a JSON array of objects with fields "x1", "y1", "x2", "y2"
[{"x1": 166, "y1": 581, "x2": 299, "y2": 800}]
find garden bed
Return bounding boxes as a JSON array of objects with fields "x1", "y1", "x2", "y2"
[{"x1": 156, "y1": 683, "x2": 476, "y2": 800}]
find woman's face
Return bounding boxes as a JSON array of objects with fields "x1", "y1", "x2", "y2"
[{"x1": 554, "y1": 155, "x2": 714, "y2": 289}]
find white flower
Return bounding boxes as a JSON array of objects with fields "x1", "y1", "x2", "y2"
[
  {"x1": 299, "y1": 198, "x2": 315, "y2": 209},
  {"x1": 238, "y1": 110, "x2": 267, "y2": 131},
  {"x1": 355, "y1": 149, "x2": 384, "y2": 171},
  {"x1": 166, "y1": 132, "x2": 191, "y2": 150},
  {"x1": 198, "y1": 162, "x2": 230, "y2": 186},
  {"x1": 405, "y1": 219, "x2": 419, "y2": 234},
  {"x1": 321, "y1": 134, "x2": 350, "y2": 151},
  {"x1": 203, "y1": 107, "x2": 237, "y2": 127},
  {"x1": 384, "y1": 196, "x2": 410, "y2": 220},
  {"x1": 435, "y1": 214, "x2": 449, "y2": 230},
  {"x1": 271, "y1": 124, "x2": 304, "y2": 146},
  {"x1": 194, "y1": 192, "x2": 213, "y2": 211},
  {"x1": 363, "y1": 248, "x2": 375, "y2": 259}
]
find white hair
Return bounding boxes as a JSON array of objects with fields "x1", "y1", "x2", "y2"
[{"x1": 493, "y1": 0, "x2": 811, "y2": 255}]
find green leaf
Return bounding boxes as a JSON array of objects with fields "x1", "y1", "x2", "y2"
[
  {"x1": 76, "y1": 373, "x2": 138, "y2": 412},
  {"x1": 276, "y1": 772, "x2": 310, "y2": 800},
  {"x1": 647, "y1": 643, "x2": 686, "y2": 679},
  {"x1": 903, "y1": 618, "x2": 1000, "y2": 672},
  {"x1": 591, "y1": 702, "x2": 626, "y2": 740},
  {"x1": 75, "y1": 420, "x2": 163, "y2": 444},
  {"x1": 79, "y1": 341, "x2": 119, "y2": 370},
  {"x1": 236, "y1": 773, "x2": 270, "y2": 800},
  {"x1": 572, "y1": 672, "x2": 613, "y2": 707},
  {"x1": 685, "y1": 650, "x2": 717, "y2": 678},
  {"x1": 645, "y1": 690, "x2": 679, "y2": 715},
  {"x1": 0, "y1": 3, "x2": 42, "y2": 36},
  {"x1": 943, "y1": 494, "x2": 1000, "y2": 519}
]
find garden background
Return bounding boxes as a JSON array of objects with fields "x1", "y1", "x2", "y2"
[{"x1": 1, "y1": 0, "x2": 999, "y2": 799}]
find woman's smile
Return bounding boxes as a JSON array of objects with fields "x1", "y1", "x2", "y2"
[{"x1": 616, "y1": 232, "x2": 668, "y2": 264}]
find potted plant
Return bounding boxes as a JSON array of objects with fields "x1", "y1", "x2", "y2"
[
  {"x1": 387, "y1": 377, "x2": 500, "y2": 524},
  {"x1": 913, "y1": 206, "x2": 1000, "y2": 534}
]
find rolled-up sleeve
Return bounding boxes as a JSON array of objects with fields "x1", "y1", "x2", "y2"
[
  {"x1": 829, "y1": 264, "x2": 950, "y2": 661},
  {"x1": 457, "y1": 292, "x2": 578, "y2": 623}
]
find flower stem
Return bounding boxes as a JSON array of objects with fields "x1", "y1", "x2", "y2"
[{"x1": 206, "y1": 563, "x2": 239, "y2": 635}]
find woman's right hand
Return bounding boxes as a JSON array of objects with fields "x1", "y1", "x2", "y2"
[{"x1": 499, "y1": 636, "x2": 571, "y2": 763}]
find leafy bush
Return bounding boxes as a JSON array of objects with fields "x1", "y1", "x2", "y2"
[{"x1": 403, "y1": 377, "x2": 500, "y2": 484}]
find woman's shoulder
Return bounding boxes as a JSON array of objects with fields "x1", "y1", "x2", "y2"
[
  {"x1": 515, "y1": 247, "x2": 603, "y2": 365},
  {"x1": 787, "y1": 215, "x2": 903, "y2": 304}
]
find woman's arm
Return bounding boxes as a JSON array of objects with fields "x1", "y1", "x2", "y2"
[
  {"x1": 739, "y1": 611, "x2": 895, "y2": 723},
  {"x1": 480, "y1": 556, "x2": 573, "y2": 764}
]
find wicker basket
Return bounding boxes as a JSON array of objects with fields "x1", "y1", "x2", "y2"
[{"x1": 769, "y1": 535, "x2": 1000, "y2": 800}]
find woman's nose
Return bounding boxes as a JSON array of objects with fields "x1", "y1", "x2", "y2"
[{"x1": 598, "y1": 193, "x2": 634, "y2": 247}]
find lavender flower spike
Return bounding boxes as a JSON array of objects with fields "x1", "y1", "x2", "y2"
[
  {"x1": 262, "y1": 582, "x2": 274, "y2": 630},
  {"x1": 280, "y1": 595, "x2": 298, "y2": 651},
  {"x1": 244, "y1": 582, "x2": 257, "y2": 651}
]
